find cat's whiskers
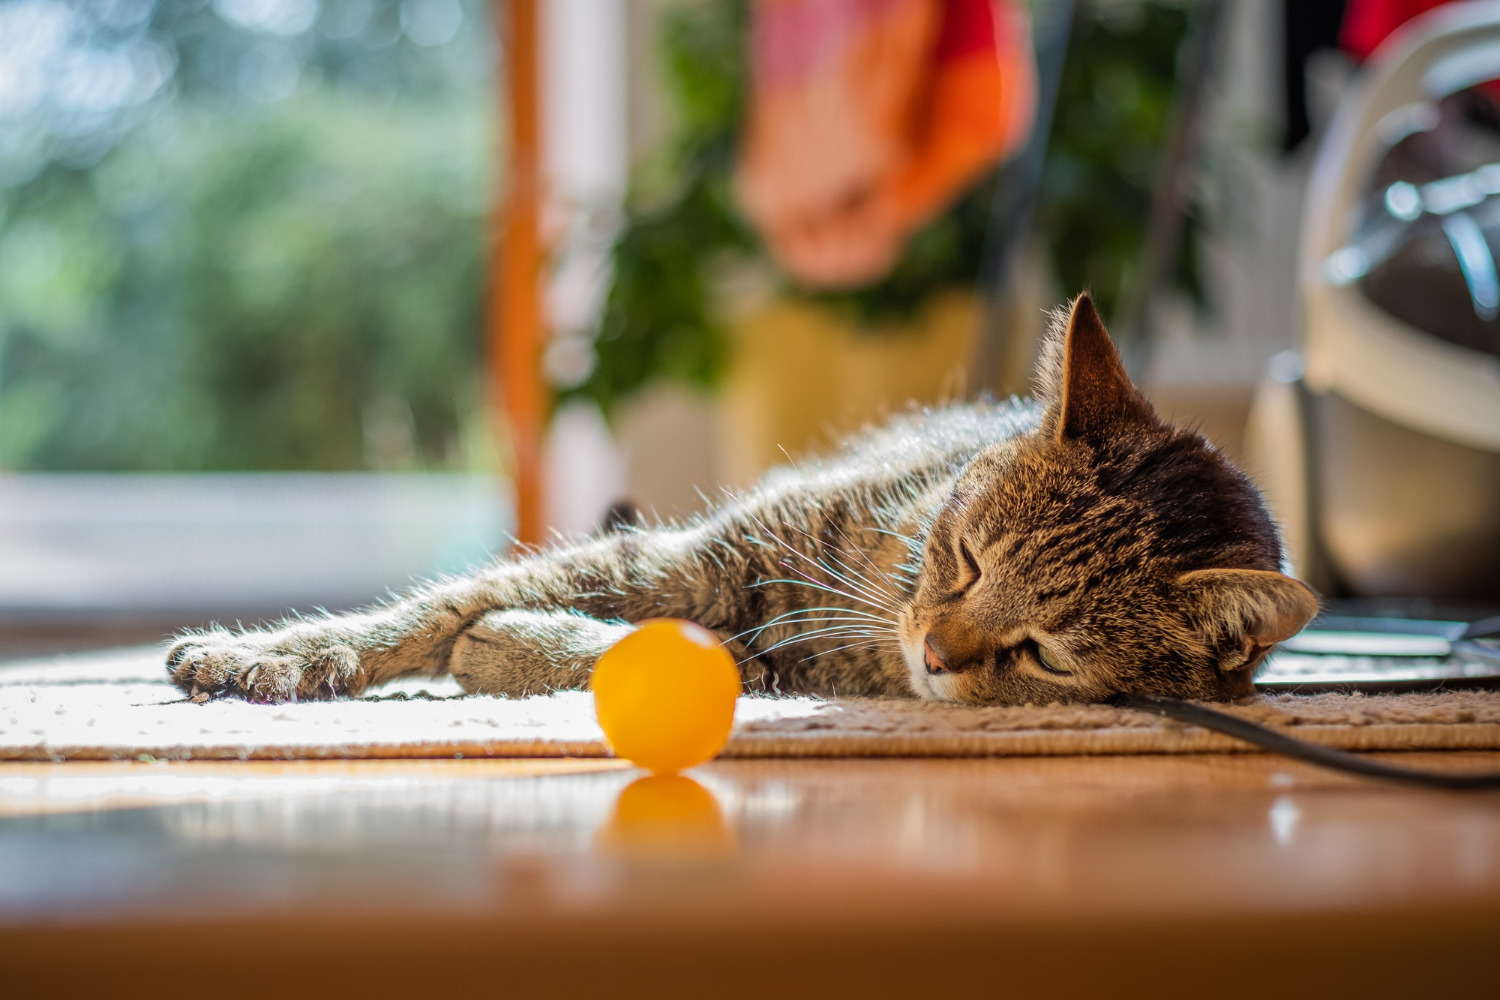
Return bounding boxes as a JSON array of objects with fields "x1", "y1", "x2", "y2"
[
  {"x1": 739, "y1": 511, "x2": 915, "y2": 669},
  {"x1": 756, "y1": 626, "x2": 899, "y2": 658},
  {"x1": 755, "y1": 570, "x2": 894, "y2": 616},
  {"x1": 797, "y1": 562, "x2": 894, "y2": 614},
  {"x1": 778, "y1": 520, "x2": 902, "y2": 610},
  {"x1": 743, "y1": 512, "x2": 902, "y2": 616},
  {"x1": 737, "y1": 619, "x2": 898, "y2": 651},
  {"x1": 814, "y1": 550, "x2": 896, "y2": 609},
  {"x1": 745, "y1": 605, "x2": 897, "y2": 628},
  {"x1": 735, "y1": 607, "x2": 898, "y2": 645},
  {"x1": 755, "y1": 619, "x2": 901, "y2": 642},
  {"x1": 756, "y1": 625, "x2": 899, "y2": 651},
  {"x1": 759, "y1": 531, "x2": 893, "y2": 606},
  {"x1": 824, "y1": 518, "x2": 913, "y2": 600},
  {"x1": 797, "y1": 637, "x2": 900, "y2": 664},
  {"x1": 760, "y1": 627, "x2": 902, "y2": 650}
]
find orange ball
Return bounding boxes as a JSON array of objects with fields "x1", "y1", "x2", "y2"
[{"x1": 591, "y1": 619, "x2": 740, "y2": 774}]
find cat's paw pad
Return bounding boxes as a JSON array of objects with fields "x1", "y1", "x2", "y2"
[{"x1": 167, "y1": 633, "x2": 361, "y2": 703}]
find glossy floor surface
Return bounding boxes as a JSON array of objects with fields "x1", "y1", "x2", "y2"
[{"x1": 4, "y1": 753, "x2": 1500, "y2": 998}]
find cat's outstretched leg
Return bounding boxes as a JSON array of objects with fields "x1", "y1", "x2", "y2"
[
  {"x1": 448, "y1": 609, "x2": 631, "y2": 697},
  {"x1": 448, "y1": 609, "x2": 764, "y2": 696},
  {"x1": 167, "y1": 492, "x2": 897, "y2": 702},
  {"x1": 166, "y1": 624, "x2": 360, "y2": 703},
  {"x1": 166, "y1": 570, "x2": 535, "y2": 703},
  {"x1": 166, "y1": 526, "x2": 755, "y2": 702}
]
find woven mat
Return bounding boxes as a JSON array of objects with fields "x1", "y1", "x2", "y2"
[{"x1": 3, "y1": 647, "x2": 1500, "y2": 761}]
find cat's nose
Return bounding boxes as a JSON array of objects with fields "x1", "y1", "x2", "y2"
[
  {"x1": 923, "y1": 635, "x2": 949, "y2": 674},
  {"x1": 925, "y1": 630, "x2": 987, "y2": 673}
]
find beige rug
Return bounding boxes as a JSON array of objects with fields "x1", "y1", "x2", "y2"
[{"x1": 4, "y1": 647, "x2": 1500, "y2": 761}]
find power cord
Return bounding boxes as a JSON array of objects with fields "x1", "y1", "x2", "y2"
[
  {"x1": 1108, "y1": 692, "x2": 1500, "y2": 790},
  {"x1": 1462, "y1": 616, "x2": 1500, "y2": 641}
]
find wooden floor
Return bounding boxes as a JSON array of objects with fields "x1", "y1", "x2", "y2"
[{"x1": 3, "y1": 752, "x2": 1500, "y2": 997}]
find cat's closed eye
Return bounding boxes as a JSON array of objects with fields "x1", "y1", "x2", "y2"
[
  {"x1": 1027, "y1": 639, "x2": 1072, "y2": 676},
  {"x1": 958, "y1": 540, "x2": 981, "y2": 586}
]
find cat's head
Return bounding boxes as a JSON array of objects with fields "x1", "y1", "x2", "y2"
[{"x1": 899, "y1": 293, "x2": 1317, "y2": 705}]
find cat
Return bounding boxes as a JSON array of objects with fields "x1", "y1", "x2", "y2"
[{"x1": 167, "y1": 293, "x2": 1318, "y2": 706}]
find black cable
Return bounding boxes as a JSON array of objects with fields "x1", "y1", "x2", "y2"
[
  {"x1": 1108, "y1": 692, "x2": 1500, "y2": 790},
  {"x1": 1463, "y1": 615, "x2": 1500, "y2": 641}
]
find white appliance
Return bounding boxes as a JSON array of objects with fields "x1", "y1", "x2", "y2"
[{"x1": 1248, "y1": 0, "x2": 1500, "y2": 599}]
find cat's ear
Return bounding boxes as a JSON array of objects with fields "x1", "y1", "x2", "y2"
[
  {"x1": 1040, "y1": 292, "x2": 1157, "y2": 443},
  {"x1": 1175, "y1": 568, "x2": 1319, "y2": 672}
]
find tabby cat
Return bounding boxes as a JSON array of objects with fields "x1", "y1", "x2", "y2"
[{"x1": 168, "y1": 294, "x2": 1318, "y2": 706}]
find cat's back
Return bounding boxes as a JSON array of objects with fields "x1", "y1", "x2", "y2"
[
  {"x1": 843, "y1": 397, "x2": 1041, "y2": 467},
  {"x1": 751, "y1": 397, "x2": 1043, "y2": 504}
]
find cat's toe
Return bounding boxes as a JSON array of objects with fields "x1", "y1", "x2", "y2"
[
  {"x1": 166, "y1": 638, "x2": 232, "y2": 697},
  {"x1": 236, "y1": 656, "x2": 308, "y2": 703},
  {"x1": 166, "y1": 638, "x2": 299, "y2": 703},
  {"x1": 167, "y1": 633, "x2": 364, "y2": 703}
]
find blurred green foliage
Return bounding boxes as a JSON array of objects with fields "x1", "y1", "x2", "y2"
[
  {"x1": 0, "y1": 0, "x2": 491, "y2": 471},
  {"x1": 1, "y1": 98, "x2": 487, "y2": 470},
  {"x1": 1039, "y1": 0, "x2": 1201, "y2": 318},
  {"x1": 0, "y1": 0, "x2": 1206, "y2": 466},
  {"x1": 570, "y1": 0, "x2": 1202, "y2": 418},
  {"x1": 570, "y1": 0, "x2": 753, "y2": 417}
]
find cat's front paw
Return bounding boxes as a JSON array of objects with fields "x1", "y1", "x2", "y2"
[{"x1": 167, "y1": 628, "x2": 364, "y2": 703}]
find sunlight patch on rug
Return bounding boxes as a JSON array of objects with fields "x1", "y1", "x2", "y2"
[{"x1": 4, "y1": 647, "x2": 1500, "y2": 761}]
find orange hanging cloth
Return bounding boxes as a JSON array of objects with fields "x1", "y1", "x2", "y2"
[{"x1": 737, "y1": 0, "x2": 1036, "y2": 289}]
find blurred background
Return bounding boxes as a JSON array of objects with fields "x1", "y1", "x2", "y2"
[{"x1": 1, "y1": 0, "x2": 1496, "y2": 657}]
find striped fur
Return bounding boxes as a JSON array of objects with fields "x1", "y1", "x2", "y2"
[{"x1": 168, "y1": 294, "x2": 1316, "y2": 705}]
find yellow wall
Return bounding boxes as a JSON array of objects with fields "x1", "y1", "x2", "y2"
[{"x1": 719, "y1": 292, "x2": 981, "y2": 486}]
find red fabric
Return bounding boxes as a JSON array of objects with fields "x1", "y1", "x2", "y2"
[
  {"x1": 934, "y1": 0, "x2": 999, "y2": 59},
  {"x1": 1341, "y1": 0, "x2": 1500, "y2": 102},
  {"x1": 1340, "y1": 0, "x2": 1450, "y2": 60}
]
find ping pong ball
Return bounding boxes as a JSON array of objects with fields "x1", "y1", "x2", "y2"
[{"x1": 591, "y1": 619, "x2": 740, "y2": 774}]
